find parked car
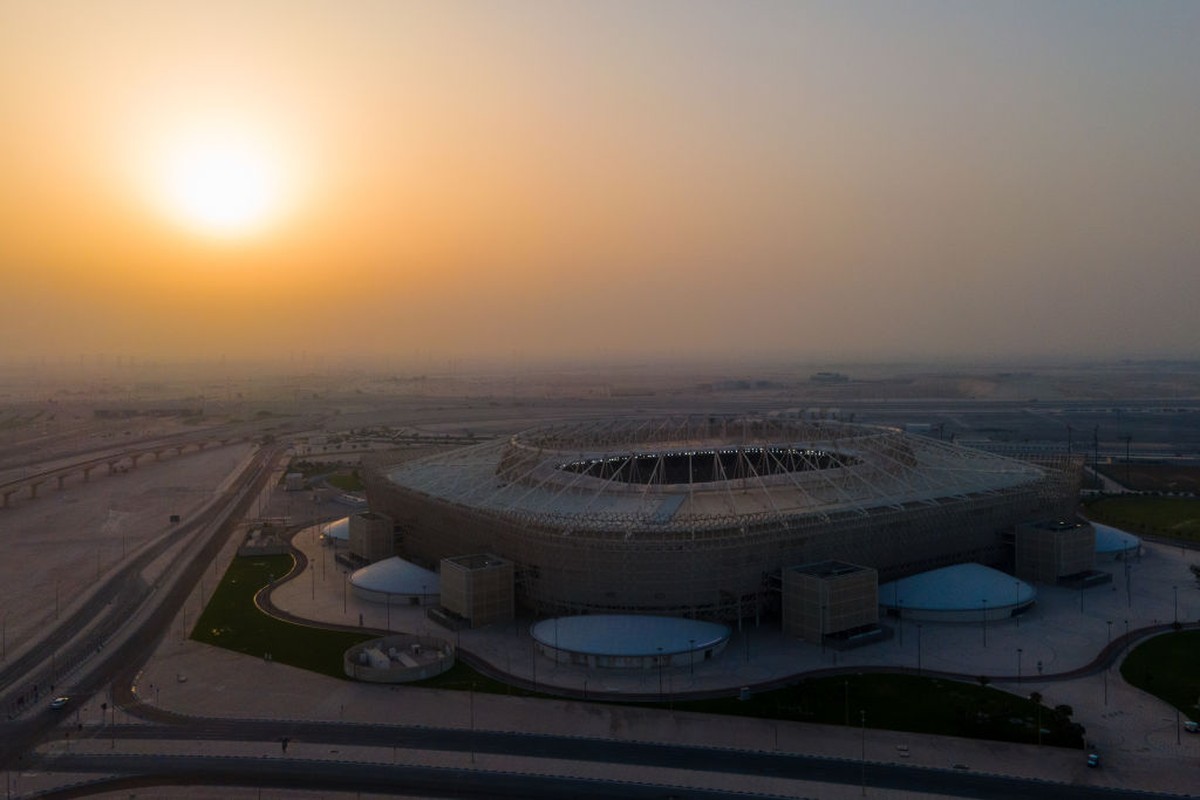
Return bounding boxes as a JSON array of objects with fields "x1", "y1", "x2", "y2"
[
  {"x1": 1086, "y1": 752, "x2": 1100, "y2": 768},
  {"x1": 1184, "y1": 720, "x2": 1199, "y2": 733},
  {"x1": 49, "y1": 696, "x2": 70, "y2": 710}
]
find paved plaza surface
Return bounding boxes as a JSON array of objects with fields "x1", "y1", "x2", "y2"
[
  {"x1": 120, "y1": 523, "x2": 1199, "y2": 797},
  {"x1": 8, "y1": 455, "x2": 1200, "y2": 798}
]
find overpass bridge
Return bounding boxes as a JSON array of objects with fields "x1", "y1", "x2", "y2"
[{"x1": 0, "y1": 434, "x2": 254, "y2": 509}]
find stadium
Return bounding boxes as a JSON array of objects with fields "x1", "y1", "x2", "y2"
[{"x1": 365, "y1": 415, "x2": 1081, "y2": 622}]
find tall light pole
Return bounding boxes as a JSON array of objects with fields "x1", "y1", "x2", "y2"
[
  {"x1": 657, "y1": 647, "x2": 664, "y2": 701},
  {"x1": 860, "y1": 709, "x2": 867, "y2": 796},
  {"x1": 981, "y1": 599, "x2": 988, "y2": 648},
  {"x1": 820, "y1": 603, "x2": 826, "y2": 656},
  {"x1": 1174, "y1": 585, "x2": 1179, "y2": 625},
  {"x1": 916, "y1": 624, "x2": 922, "y2": 676},
  {"x1": 1125, "y1": 558, "x2": 1132, "y2": 608},
  {"x1": 1014, "y1": 581, "x2": 1021, "y2": 628},
  {"x1": 1017, "y1": 648, "x2": 1022, "y2": 684}
]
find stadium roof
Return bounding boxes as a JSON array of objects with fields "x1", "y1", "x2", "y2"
[
  {"x1": 530, "y1": 615, "x2": 729, "y2": 657},
  {"x1": 382, "y1": 416, "x2": 1045, "y2": 532},
  {"x1": 879, "y1": 563, "x2": 1035, "y2": 612}
]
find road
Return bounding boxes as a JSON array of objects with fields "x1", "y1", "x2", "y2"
[
  {"x1": 25, "y1": 718, "x2": 1184, "y2": 800},
  {"x1": 0, "y1": 443, "x2": 281, "y2": 767}
]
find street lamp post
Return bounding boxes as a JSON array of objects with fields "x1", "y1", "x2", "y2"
[
  {"x1": 1174, "y1": 585, "x2": 1179, "y2": 625},
  {"x1": 820, "y1": 603, "x2": 826, "y2": 656},
  {"x1": 1014, "y1": 581, "x2": 1021, "y2": 628},
  {"x1": 981, "y1": 599, "x2": 988, "y2": 648},
  {"x1": 1017, "y1": 648, "x2": 1022, "y2": 684},
  {"x1": 657, "y1": 647, "x2": 664, "y2": 701},
  {"x1": 1125, "y1": 559, "x2": 1132, "y2": 608},
  {"x1": 860, "y1": 709, "x2": 867, "y2": 796},
  {"x1": 916, "y1": 623, "x2": 922, "y2": 675}
]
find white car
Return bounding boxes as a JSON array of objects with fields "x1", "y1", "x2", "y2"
[{"x1": 49, "y1": 696, "x2": 70, "y2": 710}]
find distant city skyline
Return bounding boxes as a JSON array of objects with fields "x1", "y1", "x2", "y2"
[{"x1": 3, "y1": 1, "x2": 1198, "y2": 364}]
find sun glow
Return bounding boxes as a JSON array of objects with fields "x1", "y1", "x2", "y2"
[{"x1": 155, "y1": 126, "x2": 289, "y2": 238}]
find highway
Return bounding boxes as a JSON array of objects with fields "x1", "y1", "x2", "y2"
[
  {"x1": 0, "y1": 442, "x2": 282, "y2": 768},
  {"x1": 25, "y1": 718, "x2": 1186, "y2": 800}
]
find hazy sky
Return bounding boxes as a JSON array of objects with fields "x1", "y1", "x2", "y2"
[{"x1": 2, "y1": 1, "x2": 1198, "y2": 367}]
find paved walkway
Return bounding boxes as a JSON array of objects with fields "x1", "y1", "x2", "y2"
[{"x1": 88, "y1": 515, "x2": 1196, "y2": 798}]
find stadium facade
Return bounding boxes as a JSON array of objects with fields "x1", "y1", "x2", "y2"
[{"x1": 365, "y1": 415, "x2": 1081, "y2": 621}]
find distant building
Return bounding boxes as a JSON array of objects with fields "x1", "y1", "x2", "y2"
[{"x1": 810, "y1": 371, "x2": 849, "y2": 384}]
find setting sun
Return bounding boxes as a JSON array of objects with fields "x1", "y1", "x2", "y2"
[{"x1": 156, "y1": 128, "x2": 287, "y2": 238}]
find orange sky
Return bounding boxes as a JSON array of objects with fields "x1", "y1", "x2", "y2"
[{"x1": 3, "y1": 1, "x2": 1199, "y2": 367}]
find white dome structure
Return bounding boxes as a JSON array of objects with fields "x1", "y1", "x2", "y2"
[
  {"x1": 349, "y1": 556, "x2": 439, "y2": 605},
  {"x1": 1093, "y1": 523, "x2": 1141, "y2": 560},
  {"x1": 530, "y1": 615, "x2": 730, "y2": 669},
  {"x1": 322, "y1": 516, "x2": 350, "y2": 543},
  {"x1": 879, "y1": 563, "x2": 1035, "y2": 623}
]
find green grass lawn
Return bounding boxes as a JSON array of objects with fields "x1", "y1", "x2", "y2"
[
  {"x1": 1083, "y1": 495, "x2": 1200, "y2": 542},
  {"x1": 193, "y1": 557, "x2": 1082, "y2": 747},
  {"x1": 191, "y1": 554, "x2": 373, "y2": 679},
  {"x1": 1120, "y1": 631, "x2": 1200, "y2": 719},
  {"x1": 660, "y1": 673, "x2": 1084, "y2": 748},
  {"x1": 326, "y1": 470, "x2": 364, "y2": 492}
]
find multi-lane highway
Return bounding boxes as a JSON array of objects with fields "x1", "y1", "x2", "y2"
[
  {"x1": 0, "y1": 442, "x2": 281, "y2": 767},
  {"x1": 25, "y1": 718, "x2": 1187, "y2": 800}
]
